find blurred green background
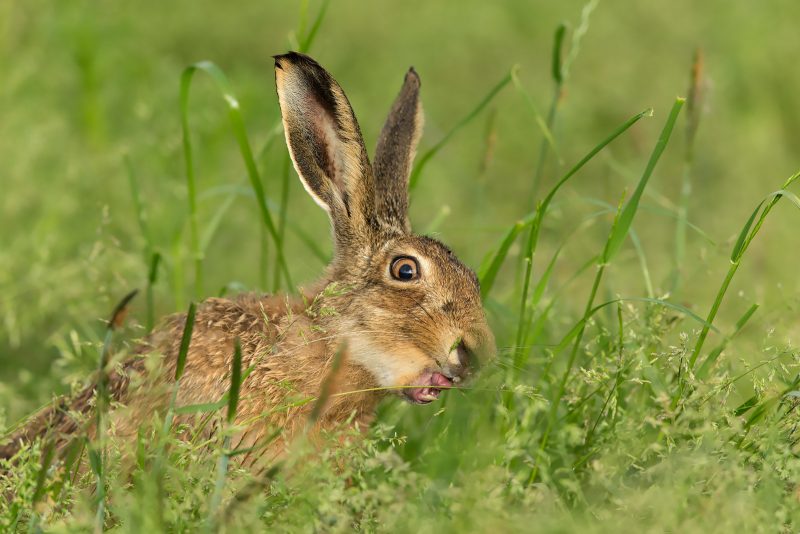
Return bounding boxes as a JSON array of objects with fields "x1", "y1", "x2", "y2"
[{"x1": 1, "y1": 0, "x2": 798, "y2": 424}]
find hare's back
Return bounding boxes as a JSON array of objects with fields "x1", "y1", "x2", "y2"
[{"x1": 162, "y1": 292, "x2": 303, "y2": 366}]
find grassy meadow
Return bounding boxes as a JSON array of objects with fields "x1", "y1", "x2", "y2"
[{"x1": 2, "y1": 0, "x2": 800, "y2": 531}]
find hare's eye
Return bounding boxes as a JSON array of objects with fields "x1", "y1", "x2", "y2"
[{"x1": 390, "y1": 257, "x2": 420, "y2": 281}]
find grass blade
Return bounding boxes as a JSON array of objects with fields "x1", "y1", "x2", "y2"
[
  {"x1": 206, "y1": 338, "x2": 243, "y2": 532},
  {"x1": 93, "y1": 289, "x2": 138, "y2": 532},
  {"x1": 180, "y1": 68, "x2": 203, "y2": 299},
  {"x1": 604, "y1": 98, "x2": 685, "y2": 262},
  {"x1": 528, "y1": 23, "x2": 567, "y2": 202},
  {"x1": 697, "y1": 302, "x2": 759, "y2": 378},
  {"x1": 561, "y1": 0, "x2": 599, "y2": 80},
  {"x1": 125, "y1": 155, "x2": 153, "y2": 260},
  {"x1": 531, "y1": 99, "x2": 683, "y2": 483},
  {"x1": 689, "y1": 175, "x2": 800, "y2": 370},
  {"x1": 730, "y1": 200, "x2": 765, "y2": 263},
  {"x1": 514, "y1": 109, "x2": 652, "y2": 358},
  {"x1": 551, "y1": 22, "x2": 567, "y2": 84},
  {"x1": 298, "y1": 0, "x2": 331, "y2": 53},
  {"x1": 409, "y1": 67, "x2": 515, "y2": 192},
  {"x1": 670, "y1": 49, "x2": 704, "y2": 293},
  {"x1": 146, "y1": 252, "x2": 161, "y2": 333},
  {"x1": 226, "y1": 338, "x2": 243, "y2": 424},
  {"x1": 511, "y1": 67, "x2": 560, "y2": 162},
  {"x1": 479, "y1": 219, "x2": 528, "y2": 298},
  {"x1": 27, "y1": 439, "x2": 55, "y2": 531},
  {"x1": 526, "y1": 0, "x2": 597, "y2": 200},
  {"x1": 174, "y1": 399, "x2": 228, "y2": 415},
  {"x1": 530, "y1": 244, "x2": 563, "y2": 308},
  {"x1": 423, "y1": 204, "x2": 452, "y2": 235},
  {"x1": 272, "y1": 155, "x2": 292, "y2": 293},
  {"x1": 175, "y1": 302, "x2": 196, "y2": 381},
  {"x1": 308, "y1": 344, "x2": 345, "y2": 425},
  {"x1": 180, "y1": 61, "x2": 293, "y2": 298}
]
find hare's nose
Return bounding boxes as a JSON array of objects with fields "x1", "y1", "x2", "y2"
[{"x1": 445, "y1": 341, "x2": 472, "y2": 381}]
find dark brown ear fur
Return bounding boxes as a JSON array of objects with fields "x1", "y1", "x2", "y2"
[
  {"x1": 274, "y1": 52, "x2": 377, "y2": 254},
  {"x1": 373, "y1": 68, "x2": 424, "y2": 233}
]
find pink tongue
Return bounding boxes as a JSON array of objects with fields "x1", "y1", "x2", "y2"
[{"x1": 431, "y1": 373, "x2": 453, "y2": 388}]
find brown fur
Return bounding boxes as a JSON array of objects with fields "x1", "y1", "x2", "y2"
[{"x1": 1, "y1": 52, "x2": 495, "y2": 470}]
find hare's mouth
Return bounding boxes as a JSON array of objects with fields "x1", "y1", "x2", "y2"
[{"x1": 403, "y1": 372, "x2": 453, "y2": 404}]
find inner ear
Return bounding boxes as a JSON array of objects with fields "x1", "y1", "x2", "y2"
[{"x1": 309, "y1": 99, "x2": 341, "y2": 192}]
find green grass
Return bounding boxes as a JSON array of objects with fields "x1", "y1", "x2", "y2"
[{"x1": 3, "y1": 0, "x2": 800, "y2": 531}]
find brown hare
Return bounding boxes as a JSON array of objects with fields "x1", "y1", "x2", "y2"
[{"x1": 0, "y1": 52, "x2": 496, "y2": 468}]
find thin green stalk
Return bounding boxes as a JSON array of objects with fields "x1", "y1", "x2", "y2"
[
  {"x1": 479, "y1": 219, "x2": 528, "y2": 298},
  {"x1": 423, "y1": 204, "x2": 452, "y2": 235},
  {"x1": 528, "y1": 253, "x2": 609, "y2": 485},
  {"x1": 515, "y1": 5, "x2": 597, "y2": 304},
  {"x1": 27, "y1": 440, "x2": 55, "y2": 533},
  {"x1": 298, "y1": 0, "x2": 331, "y2": 53},
  {"x1": 526, "y1": 256, "x2": 598, "y2": 356},
  {"x1": 146, "y1": 252, "x2": 161, "y2": 333},
  {"x1": 126, "y1": 156, "x2": 160, "y2": 331},
  {"x1": 125, "y1": 155, "x2": 153, "y2": 260},
  {"x1": 409, "y1": 68, "x2": 514, "y2": 192},
  {"x1": 152, "y1": 302, "x2": 195, "y2": 530},
  {"x1": 206, "y1": 338, "x2": 243, "y2": 532},
  {"x1": 294, "y1": 0, "x2": 309, "y2": 44},
  {"x1": 515, "y1": 22, "x2": 566, "y2": 301},
  {"x1": 687, "y1": 263, "x2": 738, "y2": 370},
  {"x1": 670, "y1": 49, "x2": 704, "y2": 294},
  {"x1": 540, "y1": 295, "x2": 718, "y2": 385},
  {"x1": 604, "y1": 99, "x2": 685, "y2": 260},
  {"x1": 308, "y1": 344, "x2": 345, "y2": 425},
  {"x1": 696, "y1": 302, "x2": 759, "y2": 378},
  {"x1": 688, "y1": 174, "x2": 800, "y2": 370},
  {"x1": 259, "y1": 224, "x2": 269, "y2": 291},
  {"x1": 530, "y1": 77, "x2": 562, "y2": 201},
  {"x1": 161, "y1": 302, "x2": 196, "y2": 438},
  {"x1": 512, "y1": 109, "x2": 652, "y2": 366},
  {"x1": 180, "y1": 62, "x2": 293, "y2": 296},
  {"x1": 171, "y1": 234, "x2": 185, "y2": 311},
  {"x1": 179, "y1": 79, "x2": 203, "y2": 299},
  {"x1": 272, "y1": 154, "x2": 292, "y2": 293},
  {"x1": 511, "y1": 52, "x2": 560, "y2": 173},
  {"x1": 265, "y1": 0, "x2": 330, "y2": 293},
  {"x1": 91, "y1": 289, "x2": 138, "y2": 532},
  {"x1": 528, "y1": 0, "x2": 598, "y2": 199},
  {"x1": 583, "y1": 304, "x2": 626, "y2": 447},
  {"x1": 530, "y1": 99, "x2": 684, "y2": 483}
]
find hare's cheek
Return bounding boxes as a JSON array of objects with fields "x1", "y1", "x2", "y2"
[
  {"x1": 346, "y1": 335, "x2": 432, "y2": 388},
  {"x1": 378, "y1": 349, "x2": 433, "y2": 389}
]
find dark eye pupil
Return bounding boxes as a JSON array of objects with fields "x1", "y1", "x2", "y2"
[{"x1": 398, "y1": 263, "x2": 414, "y2": 279}]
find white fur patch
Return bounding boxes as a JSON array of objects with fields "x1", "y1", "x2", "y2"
[{"x1": 345, "y1": 333, "x2": 431, "y2": 388}]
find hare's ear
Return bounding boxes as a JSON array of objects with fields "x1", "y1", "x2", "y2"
[
  {"x1": 274, "y1": 52, "x2": 375, "y2": 244},
  {"x1": 373, "y1": 67, "x2": 423, "y2": 233}
]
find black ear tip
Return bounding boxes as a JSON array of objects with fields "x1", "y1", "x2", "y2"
[
  {"x1": 273, "y1": 51, "x2": 308, "y2": 70},
  {"x1": 405, "y1": 66, "x2": 421, "y2": 86}
]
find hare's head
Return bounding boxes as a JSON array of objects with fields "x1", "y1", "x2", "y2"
[{"x1": 275, "y1": 52, "x2": 495, "y2": 404}]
